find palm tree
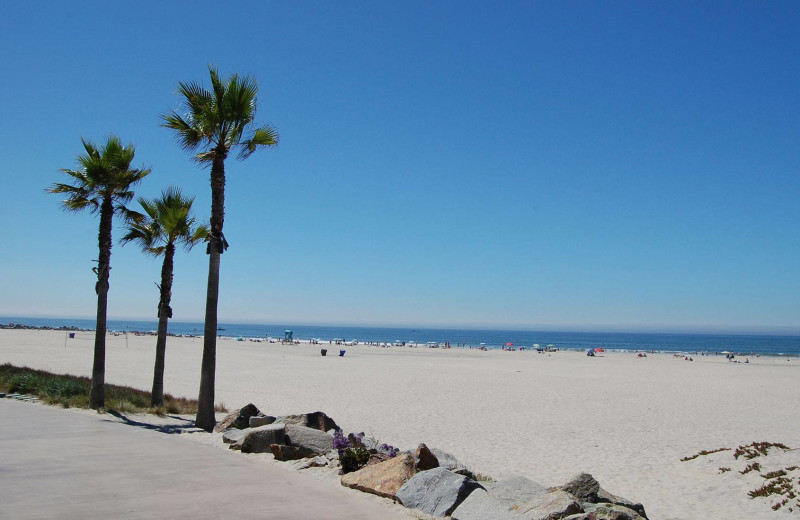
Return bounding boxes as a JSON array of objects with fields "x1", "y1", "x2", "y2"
[
  {"x1": 122, "y1": 187, "x2": 207, "y2": 408},
  {"x1": 162, "y1": 65, "x2": 279, "y2": 431},
  {"x1": 48, "y1": 136, "x2": 151, "y2": 409}
]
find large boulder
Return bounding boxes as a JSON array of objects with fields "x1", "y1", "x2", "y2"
[
  {"x1": 430, "y1": 447, "x2": 468, "y2": 472},
  {"x1": 285, "y1": 424, "x2": 334, "y2": 454},
  {"x1": 249, "y1": 415, "x2": 276, "y2": 427},
  {"x1": 595, "y1": 490, "x2": 647, "y2": 519},
  {"x1": 270, "y1": 444, "x2": 314, "y2": 461},
  {"x1": 396, "y1": 467, "x2": 484, "y2": 517},
  {"x1": 340, "y1": 444, "x2": 442, "y2": 499},
  {"x1": 276, "y1": 411, "x2": 339, "y2": 432},
  {"x1": 518, "y1": 490, "x2": 582, "y2": 520},
  {"x1": 582, "y1": 503, "x2": 646, "y2": 520},
  {"x1": 452, "y1": 476, "x2": 548, "y2": 520},
  {"x1": 414, "y1": 443, "x2": 439, "y2": 471},
  {"x1": 452, "y1": 489, "x2": 527, "y2": 520},
  {"x1": 429, "y1": 447, "x2": 480, "y2": 479},
  {"x1": 222, "y1": 428, "x2": 249, "y2": 446},
  {"x1": 213, "y1": 403, "x2": 263, "y2": 432},
  {"x1": 484, "y1": 476, "x2": 548, "y2": 507},
  {"x1": 239, "y1": 423, "x2": 286, "y2": 453},
  {"x1": 554, "y1": 473, "x2": 646, "y2": 519},
  {"x1": 341, "y1": 452, "x2": 417, "y2": 499},
  {"x1": 555, "y1": 473, "x2": 599, "y2": 502}
]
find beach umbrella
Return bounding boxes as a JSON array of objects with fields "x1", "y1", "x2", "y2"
[
  {"x1": 533, "y1": 344, "x2": 540, "y2": 348},
  {"x1": 506, "y1": 342, "x2": 514, "y2": 346},
  {"x1": 721, "y1": 351, "x2": 731, "y2": 354}
]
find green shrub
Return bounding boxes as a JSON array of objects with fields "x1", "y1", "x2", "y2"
[
  {"x1": 0, "y1": 363, "x2": 223, "y2": 414},
  {"x1": 340, "y1": 447, "x2": 370, "y2": 474}
]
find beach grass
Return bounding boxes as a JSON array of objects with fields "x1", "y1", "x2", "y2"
[{"x1": 0, "y1": 363, "x2": 226, "y2": 414}]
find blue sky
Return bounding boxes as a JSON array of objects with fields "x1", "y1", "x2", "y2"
[{"x1": 1, "y1": 1, "x2": 798, "y2": 333}]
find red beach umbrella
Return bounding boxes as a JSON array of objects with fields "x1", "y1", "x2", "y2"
[{"x1": 506, "y1": 342, "x2": 514, "y2": 346}]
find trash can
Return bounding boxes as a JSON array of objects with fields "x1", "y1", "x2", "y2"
[
  {"x1": 321, "y1": 349, "x2": 327, "y2": 356},
  {"x1": 339, "y1": 349, "x2": 346, "y2": 357},
  {"x1": 68, "y1": 333, "x2": 75, "y2": 339}
]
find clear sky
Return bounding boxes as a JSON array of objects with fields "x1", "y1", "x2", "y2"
[{"x1": 1, "y1": 1, "x2": 798, "y2": 334}]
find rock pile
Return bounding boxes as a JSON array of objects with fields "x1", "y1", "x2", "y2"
[{"x1": 212, "y1": 405, "x2": 648, "y2": 520}]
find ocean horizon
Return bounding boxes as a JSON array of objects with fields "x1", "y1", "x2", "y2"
[{"x1": 3, "y1": 316, "x2": 799, "y2": 357}]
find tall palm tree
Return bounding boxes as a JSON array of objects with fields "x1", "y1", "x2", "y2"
[
  {"x1": 122, "y1": 187, "x2": 208, "y2": 408},
  {"x1": 49, "y1": 136, "x2": 151, "y2": 409},
  {"x1": 162, "y1": 65, "x2": 279, "y2": 431}
]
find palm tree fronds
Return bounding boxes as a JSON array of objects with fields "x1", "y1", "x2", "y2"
[
  {"x1": 162, "y1": 112, "x2": 206, "y2": 152},
  {"x1": 183, "y1": 224, "x2": 209, "y2": 251},
  {"x1": 194, "y1": 150, "x2": 216, "y2": 164},
  {"x1": 238, "y1": 125, "x2": 279, "y2": 159},
  {"x1": 122, "y1": 186, "x2": 204, "y2": 257}
]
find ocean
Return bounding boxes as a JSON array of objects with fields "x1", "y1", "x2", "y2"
[{"x1": 2, "y1": 316, "x2": 799, "y2": 357}]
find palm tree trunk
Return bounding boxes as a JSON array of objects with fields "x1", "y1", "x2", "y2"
[
  {"x1": 196, "y1": 152, "x2": 226, "y2": 431},
  {"x1": 90, "y1": 195, "x2": 114, "y2": 409},
  {"x1": 151, "y1": 243, "x2": 175, "y2": 408}
]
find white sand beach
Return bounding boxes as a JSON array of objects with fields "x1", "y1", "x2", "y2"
[{"x1": 2, "y1": 329, "x2": 799, "y2": 519}]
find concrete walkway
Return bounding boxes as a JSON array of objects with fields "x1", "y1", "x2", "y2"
[{"x1": 0, "y1": 399, "x2": 412, "y2": 519}]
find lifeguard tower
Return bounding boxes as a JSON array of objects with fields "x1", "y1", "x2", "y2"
[{"x1": 282, "y1": 329, "x2": 294, "y2": 344}]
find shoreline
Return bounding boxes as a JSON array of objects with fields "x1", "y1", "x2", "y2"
[{"x1": 3, "y1": 321, "x2": 796, "y2": 358}]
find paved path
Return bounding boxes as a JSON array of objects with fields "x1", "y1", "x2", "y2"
[{"x1": 0, "y1": 399, "x2": 412, "y2": 519}]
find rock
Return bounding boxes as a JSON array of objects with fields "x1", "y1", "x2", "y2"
[
  {"x1": 430, "y1": 447, "x2": 478, "y2": 479},
  {"x1": 249, "y1": 415, "x2": 276, "y2": 427},
  {"x1": 396, "y1": 467, "x2": 484, "y2": 517},
  {"x1": 213, "y1": 403, "x2": 263, "y2": 432},
  {"x1": 555, "y1": 473, "x2": 647, "y2": 519},
  {"x1": 239, "y1": 423, "x2": 286, "y2": 453},
  {"x1": 484, "y1": 476, "x2": 548, "y2": 508},
  {"x1": 452, "y1": 477, "x2": 547, "y2": 520},
  {"x1": 339, "y1": 445, "x2": 441, "y2": 500},
  {"x1": 413, "y1": 443, "x2": 439, "y2": 471},
  {"x1": 430, "y1": 447, "x2": 468, "y2": 472},
  {"x1": 285, "y1": 424, "x2": 334, "y2": 454},
  {"x1": 276, "y1": 411, "x2": 339, "y2": 432},
  {"x1": 325, "y1": 449, "x2": 339, "y2": 461},
  {"x1": 341, "y1": 452, "x2": 417, "y2": 499},
  {"x1": 295, "y1": 456, "x2": 329, "y2": 470},
  {"x1": 518, "y1": 490, "x2": 582, "y2": 520},
  {"x1": 270, "y1": 444, "x2": 314, "y2": 461},
  {"x1": 452, "y1": 489, "x2": 527, "y2": 520},
  {"x1": 222, "y1": 428, "x2": 249, "y2": 445},
  {"x1": 556, "y1": 473, "x2": 600, "y2": 502},
  {"x1": 582, "y1": 503, "x2": 645, "y2": 520},
  {"x1": 595, "y1": 490, "x2": 647, "y2": 519},
  {"x1": 367, "y1": 453, "x2": 391, "y2": 466}
]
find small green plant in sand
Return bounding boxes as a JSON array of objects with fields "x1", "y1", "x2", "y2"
[
  {"x1": 749, "y1": 476, "x2": 794, "y2": 506},
  {"x1": 740, "y1": 462, "x2": 761, "y2": 475},
  {"x1": 761, "y1": 469, "x2": 788, "y2": 479},
  {"x1": 734, "y1": 441, "x2": 790, "y2": 460},
  {"x1": 682, "y1": 441, "x2": 799, "y2": 513},
  {"x1": 680, "y1": 447, "x2": 730, "y2": 462},
  {"x1": 0, "y1": 364, "x2": 226, "y2": 414}
]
